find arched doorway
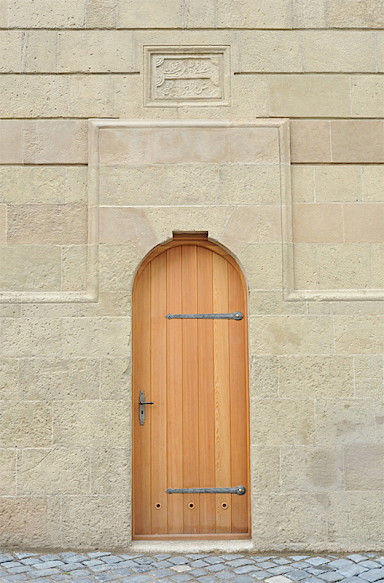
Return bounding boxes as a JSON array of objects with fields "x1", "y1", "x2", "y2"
[{"x1": 132, "y1": 234, "x2": 250, "y2": 539}]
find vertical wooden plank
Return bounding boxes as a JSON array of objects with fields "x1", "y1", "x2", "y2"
[
  {"x1": 166, "y1": 246, "x2": 184, "y2": 534},
  {"x1": 228, "y1": 263, "x2": 249, "y2": 533},
  {"x1": 212, "y1": 252, "x2": 232, "y2": 532},
  {"x1": 197, "y1": 246, "x2": 216, "y2": 533},
  {"x1": 132, "y1": 264, "x2": 151, "y2": 535},
  {"x1": 182, "y1": 245, "x2": 200, "y2": 533},
  {"x1": 150, "y1": 253, "x2": 168, "y2": 533}
]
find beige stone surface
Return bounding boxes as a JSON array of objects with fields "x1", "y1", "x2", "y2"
[
  {"x1": 316, "y1": 399, "x2": 382, "y2": 444},
  {"x1": 0, "y1": 449, "x2": 16, "y2": 495},
  {"x1": 292, "y1": 0, "x2": 326, "y2": 27},
  {"x1": 61, "y1": 495, "x2": 131, "y2": 547},
  {"x1": 279, "y1": 356, "x2": 354, "y2": 398},
  {"x1": 217, "y1": 0, "x2": 291, "y2": 28},
  {"x1": 290, "y1": 121, "x2": 331, "y2": 163},
  {"x1": 251, "y1": 399, "x2": 315, "y2": 446},
  {"x1": 240, "y1": 32, "x2": 302, "y2": 72},
  {"x1": 99, "y1": 207, "x2": 158, "y2": 252},
  {"x1": 99, "y1": 165, "x2": 165, "y2": 205},
  {"x1": 331, "y1": 121, "x2": 384, "y2": 163},
  {"x1": 328, "y1": 492, "x2": 384, "y2": 546},
  {"x1": 86, "y1": 0, "x2": 117, "y2": 27},
  {"x1": 317, "y1": 244, "x2": 371, "y2": 290},
  {"x1": 0, "y1": 120, "x2": 26, "y2": 164},
  {"x1": 62, "y1": 317, "x2": 131, "y2": 357},
  {"x1": 250, "y1": 446, "x2": 280, "y2": 492},
  {"x1": 101, "y1": 358, "x2": 131, "y2": 400},
  {"x1": 118, "y1": 0, "x2": 182, "y2": 28},
  {"x1": 24, "y1": 120, "x2": 88, "y2": 164},
  {"x1": 99, "y1": 244, "x2": 141, "y2": 293},
  {"x1": 0, "y1": 245, "x2": 62, "y2": 292},
  {"x1": 291, "y1": 166, "x2": 315, "y2": 203},
  {"x1": 231, "y1": 75, "x2": 270, "y2": 118},
  {"x1": 19, "y1": 358, "x2": 99, "y2": 400},
  {"x1": 0, "y1": 75, "x2": 69, "y2": 118},
  {"x1": 351, "y1": 76, "x2": 384, "y2": 117},
  {"x1": 21, "y1": 31, "x2": 57, "y2": 72},
  {"x1": 303, "y1": 31, "x2": 376, "y2": 72},
  {"x1": 0, "y1": 204, "x2": 5, "y2": 245},
  {"x1": 292, "y1": 245, "x2": 318, "y2": 290},
  {"x1": 0, "y1": 31, "x2": 21, "y2": 72},
  {"x1": 362, "y1": 165, "x2": 384, "y2": 202},
  {"x1": 7, "y1": 204, "x2": 87, "y2": 244},
  {"x1": 344, "y1": 203, "x2": 384, "y2": 243},
  {"x1": 229, "y1": 128, "x2": 279, "y2": 163},
  {"x1": 8, "y1": 0, "x2": 86, "y2": 27},
  {"x1": 53, "y1": 401, "x2": 130, "y2": 447},
  {"x1": 238, "y1": 244, "x2": 283, "y2": 290},
  {"x1": 219, "y1": 164, "x2": 281, "y2": 205},
  {"x1": 0, "y1": 401, "x2": 52, "y2": 447},
  {"x1": 222, "y1": 206, "x2": 282, "y2": 254},
  {"x1": 345, "y1": 444, "x2": 384, "y2": 490},
  {"x1": 315, "y1": 166, "x2": 362, "y2": 203},
  {"x1": 334, "y1": 315, "x2": 384, "y2": 354},
  {"x1": 69, "y1": 75, "x2": 114, "y2": 117},
  {"x1": 250, "y1": 356, "x2": 279, "y2": 399},
  {"x1": 0, "y1": 318, "x2": 62, "y2": 357},
  {"x1": 293, "y1": 204, "x2": 343, "y2": 244},
  {"x1": 269, "y1": 75, "x2": 350, "y2": 118},
  {"x1": 91, "y1": 448, "x2": 131, "y2": 494},
  {"x1": 250, "y1": 315, "x2": 334, "y2": 355},
  {"x1": 327, "y1": 0, "x2": 384, "y2": 28},
  {"x1": 18, "y1": 448, "x2": 91, "y2": 495},
  {"x1": 0, "y1": 497, "x2": 61, "y2": 547},
  {"x1": 0, "y1": 360, "x2": 20, "y2": 400},
  {"x1": 249, "y1": 291, "x2": 307, "y2": 316},
  {"x1": 280, "y1": 447, "x2": 344, "y2": 492},
  {"x1": 371, "y1": 244, "x2": 384, "y2": 289},
  {"x1": 61, "y1": 245, "x2": 88, "y2": 292},
  {"x1": 0, "y1": 0, "x2": 7, "y2": 26}
]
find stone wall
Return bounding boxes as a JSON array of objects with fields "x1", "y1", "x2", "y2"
[{"x1": 0, "y1": 0, "x2": 383, "y2": 550}]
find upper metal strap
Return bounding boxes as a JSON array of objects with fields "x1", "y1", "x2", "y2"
[{"x1": 165, "y1": 311, "x2": 243, "y2": 320}]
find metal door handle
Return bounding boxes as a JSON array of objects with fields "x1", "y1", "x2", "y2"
[
  {"x1": 139, "y1": 390, "x2": 154, "y2": 425},
  {"x1": 166, "y1": 485, "x2": 246, "y2": 495}
]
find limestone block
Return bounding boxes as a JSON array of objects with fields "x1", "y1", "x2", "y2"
[
  {"x1": 85, "y1": 0, "x2": 117, "y2": 27},
  {"x1": 331, "y1": 300, "x2": 384, "y2": 316},
  {"x1": 344, "y1": 203, "x2": 384, "y2": 243},
  {"x1": 327, "y1": 0, "x2": 384, "y2": 28},
  {"x1": 379, "y1": 32, "x2": 384, "y2": 71},
  {"x1": 371, "y1": 244, "x2": 384, "y2": 288},
  {"x1": 101, "y1": 358, "x2": 131, "y2": 400},
  {"x1": 112, "y1": 75, "x2": 144, "y2": 119},
  {"x1": 184, "y1": 0, "x2": 216, "y2": 27},
  {"x1": 217, "y1": 0, "x2": 291, "y2": 28},
  {"x1": 315, "y1": 166, "x2": 361, "y2": 203},
  {"x1": 69, "y1": 75, "x2": 113, "y2": 117},
  {"x1": 0, "y1": 449, "x2": 16, "y2": 495},
  {"x1": 328, "y1": 492, "x2": 384, "y2": 546},
  {"x1": 18, "y1": 448, "x2": 90, "y2": 495},
  {"x1": 304, "y1": 31, "x2": 376, "y2": 72},
  {"x1": 280, "y1": 446, "x2": 343, "y2": 491},
  {"x1": 316, "y1": 399, "x2": 382, "y2": 444},
  {"x1": 0, "y1": 401, "x2": 52, "y2": 447},
  {"x1": 269, "y1": 75, "x2": 350, "y2": 117},
  {"x1": 162, "y1": 164, "x2": 220, "y2": 205},
  {"x1": 231, "y1": 75, "x2": 270, "y2": 118},
  {"x1": 0, "y1": 204, "x2": 5, "y2": 244},
  {"x1": 53, "y1": 401, "x2": 130, "y2": 447},
  {"x1": 362, "y1": 166, "x2": 384, "y2": 202},
  {"x1": 0, "y1": 166, "x2": 87, "y2": 204},
  {"x1": 0, "y1": 305, "x2": 21, "y2": 318},
  {"x1": 249, "y1": 356, "x2": 279, "y2": 399},
  {"x1": 0, "y1": 360, "x2": 20, "y2": 400},
  {"x1": 291, "y1": 166, "x2": 315, "y2": 203},
  {"x1": 0, "y1": 0, "x2": 7, "y2": 26},
  {"x1": 292, "y1": 0, "x2": 326, "y2": 27},
  {"x1": 334, "y1": 315, "x2": 384, "y2": 354},
  {"x1": 222, "y1": 207, "x2": 282, "y2": 256},
  {"x1": 219, "y1": 164, "x2": 281, "y2": 205},
  {"x1": 0, "y1": 497, "x2": 61, "y2": 548},
  {"x1": 251, "y1": 399, "x2": 315, "y2": 446},
  {"x1": 8, "y1": 0, "x2": 86, "y2": 27},
  {"x1": 250, "y1": 446, "x2": 280, "y2": 492},
  {"x1": 0, "y1": 245, "x2": 61, "y2": 292},
  {"x1": 0, "y1": 318, "x2": 62, "y2": 357},
  {"x1": 91, "y1": 448, "x2": 131, "y2": 494},
  {"x1": 240, "y1": 32, "x2": 302, "y2": 72},
  {"x1": 24, "y1": 120, "x2": 88, "y2": 164},
  {"x1": 292, "y1": 244, "x2": 318, "y2": 289},
  {"x1": 118, "y1": 0, "x2": 182, "y2": 27},
  {"x1": 318, "y1": 244, "x2": 371, "y2": 290},
  {"x1": 62, "y1": 317, "x2": 131, "y2": 357},
  {"x1": 7, "y1": 204, "x2": 87, "y2": 245},
  {"x1": 61, "y1": 246, "x2": 88, "y2": 292},
  {"x1": 99, "y1": 207, "x2": 158, "y2": 255},
  {"x1": 290, "y1": 121, "x2": 331, "y2": 163},
  {"x1": 58, "y1": 31, "x2": 134, "y2": 72},
  {"x1": 0, "y1": 120, "x2": 26, "y2": 164},
  {"x1": 351, "y1": 76, "x2": 384, "y2": 117},
  {"x1": 154, "y1": 128, "x2": 229, "y2": 164},
  {"x1": 251, "y1": 494, "x2": 327, "y2": 545},
  {"x1": 250, "y1": 315, "x2": 334, "y2": 355},
  {"x1": 331, "y1": 121, "x2": 384, "y2": 163},
  {"x1": 238, "y1": 244, "x2": 283, "y2": 290},
  {"x1": 249, "y1": 291, "x2": 307, "y2": 316},
  {"x1": 279, "y1": 356, "x2": 354, "y2": 399},
  {"x1": 99, "y1": 245, "x2": 141, "y2": 292},
  {"x1": 354, "y1": 354, "x2": 383, "y2": 379},
  {"x1": 293, "y1": 204, "x2": 343, "y2": 244},
  {"x1": 0, "y1": 76, "x2": 69, "y2": 118},
  {"x1": 229, "y1": 128, "x2": 279, "y2": 163},
  {"x1": 61, "y1": 495, "x2": 131, "y2": 548},
  {"x1": 0, "y1": 32, "x2": 21, "y2": 72},
  {"x1": 21, "y1": 31, "x2": 57, "y2": 72},
  {"x1": 345, "y1": 444, "x2": 384, "y2": 490},
  {"x1": 19, "y1": 358, "x2": 99, "y2": 400},
  {"x1": 99, "y1": 165, "x2": 163, "y2": 206}
]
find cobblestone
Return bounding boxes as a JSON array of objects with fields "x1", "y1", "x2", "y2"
[{"x1": 0, "y1": 551, "x2": 384, "y2": 583}]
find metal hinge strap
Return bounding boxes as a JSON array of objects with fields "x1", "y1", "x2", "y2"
[
  {"x1": 166, "y1": 485, "x2": 246, "y2": 495},
  {"x1": 165, "y1": 311, "x2": 243, "y2": 320}
]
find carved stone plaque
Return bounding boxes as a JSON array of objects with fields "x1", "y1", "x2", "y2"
[{"x1": 144, "y1": 46, "x2": 230, "y2": 107}]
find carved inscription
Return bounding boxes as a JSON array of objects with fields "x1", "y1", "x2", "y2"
[{"x1": 145, "y1": 47, "x2": 230, "y2": 106}]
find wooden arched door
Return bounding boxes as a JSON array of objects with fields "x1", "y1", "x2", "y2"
[{"x1": 132, "y1": 236, "x2": 250, "y2": 539}]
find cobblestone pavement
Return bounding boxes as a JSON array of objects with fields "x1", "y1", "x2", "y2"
[{"x1": 0, "y1": 551, "x2": 384, "y2": 583}]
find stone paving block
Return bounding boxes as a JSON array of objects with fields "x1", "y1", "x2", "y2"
[
  {"x1": 205, "y1": 557, "x2": 225, "y2": 565},
  {"x1": 274, "y1": 559, "x2": 292, "y2": 565},
  {"x1": 104, "y1": 556, "x2": 124, "y2": 564},
  {"x1": 236, "y1": 576, "x2": 257, "y2": 583},
  {"x1": 285, "y1": 570, "x2": 309, "y2": 581},
  {"x1": 222, "y1": 555, "x2": 245, "y2": 560},
  {"x1": 29, "y1": 568, "x2": 61, "y2": 577},
  {"x1": 268, "y1": 566, "x2": 294, "y2": 575},
  {"x1": 349, "y1": 556, "x2": 373, "y2": 564},
  {"x1": 360, "y1": 563, "x2": 381, "y2": 570},
  {"x1": 361, "y1": 569, "x2": 384, "y2": 582},
  {"x1": 110, "y1": 567, "x2": 134, "y2": 578},
  {"x1": 338, "y1": 565, "x2": 369, "y2": 577},
  {"x1": 329, "y1": 559, "x2": 354, "y2": 569},
  {"x1": 308, "y1": 568, "x2": 330, "y2": 575},
  {"x1": 89, "y1": 553, "x2": 111, "y2": 559},
  {"x1": 190, "y1": 560, "x2": 208, "y2": 568},
  {"x1": 170, "y1": 574, "x2": 193, "y2": 582},
  {"x1": 156, "y1": 561, "x2": 173, "y2": 568},
  {"x1": 155, "y1": 554, "x2": 172, "y2": 560},
  {"x1": 318, "y1": 572, "x2": 344, "y2": 582},
  {"x1": 169, "y1": 557, "x2": 189, "y2": 565},
  {"x1": 307, "y1": 559, "x2": 331, "y2": 566},
  {"x1": 131, "y1": 565, "x2": 153, "y2": 573},
  {"x1": 154, "y1": 569, "x2": 175, "y2": 579},
  {"x1": 234, "y1": 565, "x2": 260, "y2": 574},
  {"x1": 21, "y1": 558, "x2": 41, "y2": 565},
  {"x1": 258, "y1": 561, "x2": 278, "y2": 569},
  {"x1": 303, "y1": 578, "x2": 324, "y2": 583},
  {"x1": 93, "y1": 573, "x2": 117, "y2": 582},
  {"x1": 342, "y1": 578, "x2": 372, "y2": 583},
  {"x1": 206, "y1": 564, "x2": 228, "y2": 572},
  {"x1": 5, "y1": 567, "x2": 29, "y2": 574},
  {"x1": 265, "y1": 576, "x2": 293, "y2": 583},
  {"x1": 215, "y1": 570, "x2": 235, "y2": 579},
  {"x1": 34, "y1": 560, "x2": 64, "y2": 569},
  {"x1": 120, "y1": 576, "x2": 152, "y2": 583},
  {"x1": 253, "y1": 572, "x2": 275, "y2": 580},
  {"x1": 197, "y1": 576, "x2": 219, "y2": 583}
]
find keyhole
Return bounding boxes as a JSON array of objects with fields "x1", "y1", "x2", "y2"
[
  {"x1": 188, "y1": 502, "x2": 195, "y2": 509},
  {"x1": 221, "y1": 502, "x2": 228, "y2": 510},
  {"x1": 155, "y1": 503, "x2": 161, "y2": 509}
]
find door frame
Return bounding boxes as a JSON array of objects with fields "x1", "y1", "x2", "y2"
[{"x1": 131, "y1": 233, "x2": 251, "y2": 540}]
